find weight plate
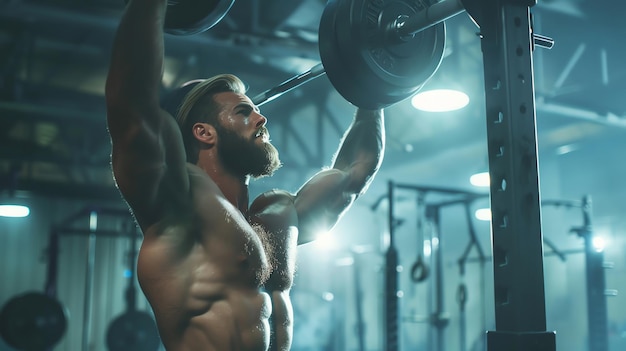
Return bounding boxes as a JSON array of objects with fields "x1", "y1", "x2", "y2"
[
  {"x1": 106, "y1": 311, "x2": 161, "y2": 351},
  {"x1": 164, "y1": 0, "x2": 235, "y2": 35},
  {"x1": 320, "y1": 0, "x2": 446, "y2": 109},
  {"x1": 0, "y1": 292, "x2": 68, "y2": 351}
]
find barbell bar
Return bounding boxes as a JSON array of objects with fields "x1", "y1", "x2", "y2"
[{"x1": 251, "y1": 63, "x2": 327, "y2": 106}]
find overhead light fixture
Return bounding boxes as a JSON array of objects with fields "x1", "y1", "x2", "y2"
[
  {"x1": 0, "y1": 204, "x2": 30, "y2": 218},
  {"x1": 474, "y1": 208, "x2": 491, "y2": 221},
  {"x1": 411, "y1": 89, "x2": 470, "y2": 112},
  {"x1": 470, "y1": 171, "x2": 490, "y2": 187},
  {"x1": 555, "y1": 143, "x2": 579, "y2": 155},
  {"x1": 1, "y1": 165, "x2": 30, "y2": 218},
  {"x1": 592, "y1": 236, "x2": 607, "y2": 253}
]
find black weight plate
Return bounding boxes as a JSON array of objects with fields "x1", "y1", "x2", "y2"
[
  {"x1": 320, "y1": 0, "x2": 446, "y2": 109},
  {"x1": 0, "y1": 292, "x2": 68, "y2": 351},
  {"x1": 164, "y1": 0, "x2": 234, "y2": 35},
  {"x1": 106, "y1": 311, "x2": 161, "y2": 351}
]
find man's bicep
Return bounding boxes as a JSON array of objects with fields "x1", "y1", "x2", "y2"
[
  {"x1": 109, "y1": 109, "x2": 189, "y2": 224},
  {"x1": 294, "y1": 169, "x2": 356, "y2": 244}
]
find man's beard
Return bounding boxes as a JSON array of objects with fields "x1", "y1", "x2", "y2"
[{"x1": 215, "y1": 123, "x2": 281, "y2": 178}]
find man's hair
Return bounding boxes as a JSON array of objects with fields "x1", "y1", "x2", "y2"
[{"x1": 175, "y1": 74, "x2": 247, "y2": 163}]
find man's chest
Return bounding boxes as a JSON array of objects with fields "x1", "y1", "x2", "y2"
[{"x1": 248, "y1": 190, "x2": 299, "y2": 290}]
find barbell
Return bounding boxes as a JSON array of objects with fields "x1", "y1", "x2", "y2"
[{"x1": 162, "y1": 0, "x2": 552, "y2": 109}]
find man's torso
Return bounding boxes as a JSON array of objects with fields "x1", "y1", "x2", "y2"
[{"x1": 136, "y1": 165, "x2": 298, "y2": 351}]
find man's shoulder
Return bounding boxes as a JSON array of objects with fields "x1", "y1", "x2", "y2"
[
  {"x1": 249, "y1": 189, "x2": 296, "y2": 215},
  {"x1": 249, "y1": 189, "x2": 299, "y2": 235},
  {"x1": 259, "y1": 189, "x2": 294, "y2": 198},
  {"x1": 252, "y1": 189, "x2": 294, "y2": 205}
]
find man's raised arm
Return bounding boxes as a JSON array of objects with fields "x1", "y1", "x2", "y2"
[
  {"x1": 105, "y1": 0, "x2": 189, "y2": 226},
  {"x1": 295, "y1": 107, "x2": 385, "y2": 243},
  {"x1": 331, "y1": 108, "x2": 385, "y2": 194},
  {"x1": 106, "y1": 0, "x2": 166, "y2": 117}
]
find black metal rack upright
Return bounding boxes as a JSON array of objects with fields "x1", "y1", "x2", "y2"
[{"x1": 465, "y1": 0, "x2": 558, "y2": 349}]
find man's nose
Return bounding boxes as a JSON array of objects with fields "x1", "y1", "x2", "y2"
[{"x1": 254, "y1": 113, "x2": 267, "y2": 128}]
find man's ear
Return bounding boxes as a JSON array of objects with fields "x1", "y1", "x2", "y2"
[{"x1": 192, "y1": 122, "x2": 217, "y2": 146}]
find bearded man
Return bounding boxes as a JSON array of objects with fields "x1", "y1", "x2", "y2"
[{"x1": 104, "y1": 0, "x2": 385, "y2": 350}]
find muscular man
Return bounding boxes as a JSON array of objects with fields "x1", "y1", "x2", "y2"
[{"x1": 105, "y1": 0, "x2": 384, "y2": 350}]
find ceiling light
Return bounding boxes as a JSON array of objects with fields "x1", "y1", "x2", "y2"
[
  {"x1": 475, "y1": 208, "x2": 491, "y2": 221},
  {"x1": 0, "y1": 204, "x2": 30, "y2": 218},
  {"x1": 470, "y1": 171, "x2": 490, "y2": 187},
  {"x1": 411, "y1": 89, "x2": 470, "y2": 112},
  {"x1": 592, "y1": 236, "x2": 607, "y2": 253},
  {"x1": 555, "y1": 144, "x2": 579, "y2": 155}
]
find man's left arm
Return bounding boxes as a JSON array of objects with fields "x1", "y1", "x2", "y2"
[
  {"x1": 264, "y1": 108, "x2": 383, "y2": 351},
  {"x1": 294, "y1": 108, "x2": 385, "y2": 244}
]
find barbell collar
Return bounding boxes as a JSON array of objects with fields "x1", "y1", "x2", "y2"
[{"x1": 252, "y1": 63, "x2": 326, "y2": 106}]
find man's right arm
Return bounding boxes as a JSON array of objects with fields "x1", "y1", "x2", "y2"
[{"x1": 105, "y1": 0, "x2": 189, "y2": 227}]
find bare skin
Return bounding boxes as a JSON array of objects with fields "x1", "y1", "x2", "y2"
[{"x1": 105, "y1": 0, "x2": 385, "y2": 350}]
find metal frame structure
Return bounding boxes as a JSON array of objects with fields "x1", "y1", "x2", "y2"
[
  {"x1": 568, "y1": 196, "x2": 611, "y2": 351},
  {"x1": 53, "y1": 206, "x2": 143, "y2": 351},
  {"x1": 463, "y1": 195, "x2": 614, "y2": 351},
  {"x1": 384, "y1": 0, "x2": 559, "y2": 349},
  {"x1": 459, "y1": 0, "x2": 557, "y2": 348},
  {"x1": 385, "y1": 181, "x2": 488, "y2": 351}
]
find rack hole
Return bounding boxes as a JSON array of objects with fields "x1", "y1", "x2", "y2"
[
  {"x1": 499, "y1": 214, "x2": 508, "y2": 228},
  {"x1": 496, "y1": 145, "x2": 505, "y2": 157},
  {"x1": 495, "y1": 286, "x2": 510, "y2": 306},
  {"x1": 492, "y1": 79, "x2": 501, "y2": 90},
  {"x1": 495, "y1": 111, "x2": 504, "y2": 124},
  {"x1": 494, "y1": 247, "x2": 508, "y2": 267}
]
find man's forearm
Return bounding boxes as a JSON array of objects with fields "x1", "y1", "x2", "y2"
[
  {"x1": 106, "y1": 0, "x2": 167, "y2": 109},
  {"x1": 331, "y1": 108, "x2": 385, "y2": 194}
]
